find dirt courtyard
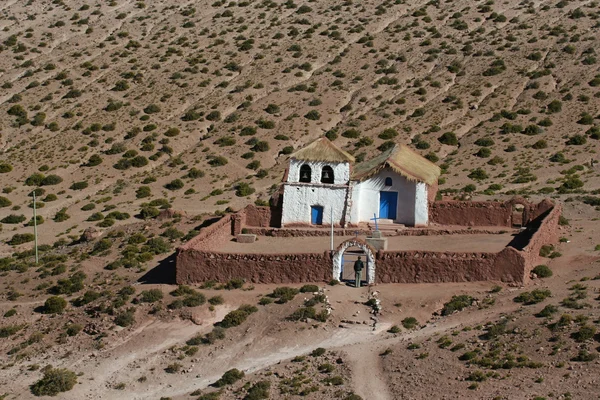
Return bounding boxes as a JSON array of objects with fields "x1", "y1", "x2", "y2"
[{"x1": 213, "y1": 232, "x2": 517, "y2": 254}]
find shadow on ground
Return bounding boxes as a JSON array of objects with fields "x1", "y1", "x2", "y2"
[{"x1": 138, "y1": 253, "x2": 177, "y2": 285}]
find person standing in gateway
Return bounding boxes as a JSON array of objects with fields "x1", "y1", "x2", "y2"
[{"x1": 354, "y1": 257, "x2": 364, "y2": 288}]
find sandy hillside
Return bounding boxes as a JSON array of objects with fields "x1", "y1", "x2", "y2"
[
  {"x1": 1, "y1": 1, "x2": 600, "y2": 399},
  {"x1": 0, "y1": 0, "x2": 599, "y2": 249}
]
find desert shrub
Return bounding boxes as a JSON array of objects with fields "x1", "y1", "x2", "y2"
[
  {"x1": 244, "y1": 380, "x2": 270, "y2": 400},
  {"x1": 304, "y1": 110, "x2": 320, "y2": 120},
  {"x1": 236, "y1": 182, "x2": 255, "y2": 197},
  {"x1": 1, "y1": 232, "x2": 26, "y2": 252},
  {"x1": 438, "y1": 132, "x2": 458, "y2": 145},
  {"x1": 378, "y1": 128, "x2": 398, "y2": 140},
  {"x1": 270, "y1": 287, "x2": 299, "y2": 303},
  {"x1": 0, "y1": 163, "x2": 13, "y2": 173},
  {"x1": 0, "y1": 196, "x2": 12, "y2": 207},
  {"x1": 514, "y1": 289, "x2": 551, "y2": 305},
  {"x1": 30, "y1": 367, "x2": 77, "y2": 396},
  {"x1": 165, "y1": 179, "x2": 184, "y2": 190},
  {"x1": 66, "y1": 324, "x2": 83, "y2": 336},
  {"x1": 481, "y1": 319, "x2": 507, "y2": 340},
  {"x1": 140, "y1": 206, "x2": 160, "y2": 219},
  {"x1": 258, "y1": 297, "x2": 273, "y2": 305},
  {"x1": 140, "y1": 289, "x2": 163, "y2": 303},
  {"x1": 208, "y1": 295, "x2": 224, "y2": 305},
  {"x1": 144, "y1": 104, "x2": 161, "y2": 114},
  {"x1": 288, "y1": 306, "x2": 317, "y2": 321},
  {"x1": 92, "y1": 239, "x2": 112, "y2": 254},
  {"x1": 165, "y1": 363, "x2": 182, "y2": 374},
  {"x1": 468, "y1": 168, "x2": 488, "y2": 181},
  {"x1": 402, "y1": 317, "x2": 418, "y2": 329},
  {"x1": 539, "y1": 245, "x2": 554, "y2": 257},
  {"x1": 342, "y1": 129, "x2": 360, "y2": 138},
  {"x1": 474, "y1": 137, "x2": 494, "y2": 147},
  {"x1": 441, "y1": 295, "x2": 474, "y2": 316},
  {"x1": 54, "y1": 208, "x2": 70, "y2": 222},
  {"x1": 41, "y1": 175, "x2": 63, "y2": 186},
  {"x1": 145, "y1": 237, "x2": 170, "y2": 254},
  {"x1": 311, "y1": 347, "x2": 326, "y2": 357},
  {"x1": 185, "y1": 168, "x2": 204, "y2": 179},
  {"x1": 4, "y1": 309, "x2": 17, "y2": 318},
  {"x1": 43, "y1": 296, "x2": 67, "y2": 314},
  {"x1": 70, "y1": 181, "x2": 88, "y2": 190},
  {"x1": 532, "y1": 265, "x2": 553, "y2": 278},
  {"x1": 48, "y1": 272, "x2": 86, "y2": 295},
  {"x1": 0, "y1": 324, "x2": 24, "y2": 337},
  {"x1": 571, "y1": 325, "x2": 596, "y2": 342},
  {"x1": 567, "y1": 134, "x2": 587, "y2": 145},
  {"x1": 25, "y1": 173, "x2": 45, "y2": 186},
  {"x1": 536, "y1": 304, "x2": 558, "y2": 318},
  {"x1": 212, "y1": 369, "x2": 244, "y2": 387},
  {"x1": 388, "y1": 325, "x2": 401, "y2": 334},
  {"x1": 219, "y1": 305, "x2": 257, "y2": 328},
  {"x1": 114, "y1": 308, "x2": 136, "y2": 327},
  {"x1": 209, "y1": 156, "x2": 228, "y2": 166},
  {"x1": 571, "y1": 350, "x2": 597, "y2": 362},
  {"x1": 300, "y1": 284, "x2": 319, "y2": 293},
  {"x1": 224, "y1": 278, "x2": 245, "y2": 290}
]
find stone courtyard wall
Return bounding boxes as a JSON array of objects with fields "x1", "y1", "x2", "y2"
[{"x1": 175, "y1": 199, "x2": 560, "y2": 286}]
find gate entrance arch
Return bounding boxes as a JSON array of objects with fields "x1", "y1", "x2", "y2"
[{"x1": 332, "y1": 239, "x2": 376, "y2": 285}]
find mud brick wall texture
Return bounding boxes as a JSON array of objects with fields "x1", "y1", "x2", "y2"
[
  {"x1": 176, "y1": 251, "x2": 331, "y2": 284},
  {"x1": 176, "y1": 199, "x2": 560, "y2": 286}
]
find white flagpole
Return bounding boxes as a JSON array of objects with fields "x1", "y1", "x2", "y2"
[
  {"x1": 330, "y1": 206, "x2": 334, "y2": 251},
  {"x1": 32, "y1": 191, "x2": 39, "y2": 264}
]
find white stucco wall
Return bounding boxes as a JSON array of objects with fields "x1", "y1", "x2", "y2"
[
  {"x1": 281, "y1": 184, "x2": 348, "y2": 226},
  {"x1": 414, "y1": 182, "x2": 429, "y2": 226},
  {"x1": 349, "y1": 168, "x2": 429, "y2": 226},
  {"x1": 288, "y1": 159, "x2": 350, "y2": 185}
]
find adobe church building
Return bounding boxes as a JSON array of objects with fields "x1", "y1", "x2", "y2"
[
  {"x1": 281, "y1": 138, "x2": 441, "y2": 228},
  {"x1": 176, "y1": 135, "x2": 562, "y2": 287}
]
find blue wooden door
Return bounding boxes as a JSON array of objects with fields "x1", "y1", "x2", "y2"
[
  {"x1": 311, "y1": 206, "x2": 324, "y2": 225},
  {"x1": 379, "y1": 191, "x2": 398, "y2": 220}
]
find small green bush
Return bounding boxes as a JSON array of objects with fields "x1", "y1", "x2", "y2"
[
  {"x1": 532, "y1": 265, "x2": 553, "y2": 278},
  {"x1": 514, "y1": 289, "x2": 551, "y2": 305},
  {"x1": 30, "y1": 367, "x2": 77, "y2": 396},
  {"x1": 299, "y1": 284, "x2": 319, "y2": 293},
  {"x1": 43, "y1": 296, "x2": 67, "y2": 314},
  {"x1": 441, "y1": 295, "x2": 474, "y2": 316},
  {"x1": 140, "y1": 289, "x2": 163, "y2": 303},
  {"x1": 402, "y1": 317, "x2": 418, "y2": 329},
  {"x1": 212, "y1": 369, "x2": 244, "y2": 387}
]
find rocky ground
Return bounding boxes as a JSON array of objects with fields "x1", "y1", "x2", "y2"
[{"x1": 1, "y1": 0, "x2": 600, "y2": 399}]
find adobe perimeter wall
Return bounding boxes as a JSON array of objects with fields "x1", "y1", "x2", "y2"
[
  {"x1": 176, "y1": 200, "x2": 560, "y2": 285},
  {"x1": 376, "y1": 247, "x2": 526, "y2": 284},
  {"x1": 514, "y1": 203, "x2": 562, "y2": 283},
  {"x1": 176, "y1": 250, "x2": 331, "y2": 284}
]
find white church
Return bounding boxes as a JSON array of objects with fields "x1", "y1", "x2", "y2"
[{"x1": 280, "y1": 137, "x2": 441, "y2": 228}]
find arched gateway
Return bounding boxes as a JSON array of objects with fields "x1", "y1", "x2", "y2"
[{"x1": 332, "y1": 239, "x2": 376, "y2": 284}]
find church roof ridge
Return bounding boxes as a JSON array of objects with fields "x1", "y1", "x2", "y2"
[
  {"x1": 290, "y1": 137, "x2": 355, "y2": 163},
  {"x1": 351, "y1": 144, "x2": 441, "y2": 185}
]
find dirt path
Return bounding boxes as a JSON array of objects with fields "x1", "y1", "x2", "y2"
[{"x1": 344, "y1": 343, "x2": 393, "y2": 400}]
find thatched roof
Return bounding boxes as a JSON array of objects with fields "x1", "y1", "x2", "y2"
[
  {"x1": 291, "y1": 137, "x2": 355, "y2": 163},
  {"x1": 351, "y1": 144, "x2": 441, "y2": 185}
]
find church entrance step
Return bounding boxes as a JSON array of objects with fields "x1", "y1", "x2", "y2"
[{"x1": 367, "y1": 222, "x2": 405, "y2": 231}]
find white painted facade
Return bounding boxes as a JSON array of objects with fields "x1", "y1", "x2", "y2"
[
  {"x1": 281, "y1": 159, "x2": 351, "y2": 226},
  {"x1": 282, "y1": 162, "x2": 430, "y2": 227},
  {"x1": 287, "y1": 159, "x2": 350, "y2": 184},
  {"x1": 349, "y1": 168, "x2": 429, "y2": 226}
]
